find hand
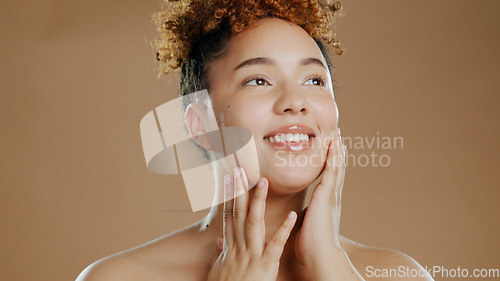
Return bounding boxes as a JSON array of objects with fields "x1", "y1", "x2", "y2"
[
  {"x1": 208, "y1": 168, "x2": 297, "y2": 281},
  {"x1": 295, "y1": 128, "x2": 363, "y2": 281}
]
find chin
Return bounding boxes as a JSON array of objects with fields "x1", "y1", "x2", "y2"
[{"x1": 262, "y1": 162, "x2": 322, "y2": 195}]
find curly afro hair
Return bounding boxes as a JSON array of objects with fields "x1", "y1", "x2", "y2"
[
  {"x1": 152, "y1": 0, "x2": 343, "y2": 160},
  {"x1": 153, "y1": 0, "x2": 343, "y2": 76}
]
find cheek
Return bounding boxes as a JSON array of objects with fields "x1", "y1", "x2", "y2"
[
  {"x1": 311, "y1": 95, "x2": 339, "y2": 130},
  {"x1": 218, "y1": 96, "x2": 271, "y2": 128},
  {"x1": 210, "y1": 95, "x2": 229, "y2": 126}
]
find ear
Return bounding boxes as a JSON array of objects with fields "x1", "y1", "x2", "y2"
[{"x1": 184, "y1": 102, "x2": 213, "y2": 151}]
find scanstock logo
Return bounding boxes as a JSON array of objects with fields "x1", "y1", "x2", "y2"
[{"x1": 140, "y1": 90, "x2": 260, "y2": 211}]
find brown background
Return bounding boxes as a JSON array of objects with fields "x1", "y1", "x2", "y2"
[{"x1": 1, "y1": 0, "x2": 499, "y2": 280}]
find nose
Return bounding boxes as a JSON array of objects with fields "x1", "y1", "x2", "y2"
[{"x1": 273, "y1": 85, "x2": 310, "y2": 115}]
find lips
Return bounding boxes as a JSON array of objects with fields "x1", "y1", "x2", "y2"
[{"x1": 263, "y1": 125, "x2": 316, "y2": 151}]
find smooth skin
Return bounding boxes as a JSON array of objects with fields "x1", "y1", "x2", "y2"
[{"x1": 76, "y1": 18, "x2": 434, "y2": 281}]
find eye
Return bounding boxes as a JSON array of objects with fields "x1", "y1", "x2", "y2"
[
  {"x1": 242, "y1": 75, "x2": 271, "y2": 86},
  {"x1": 304, "y1": 76, "x2": 326, "y2": 86}
]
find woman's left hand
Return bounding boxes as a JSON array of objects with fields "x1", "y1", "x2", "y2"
[{"x1": 295, "y1": 128, "x2": 364, "y2": 281}]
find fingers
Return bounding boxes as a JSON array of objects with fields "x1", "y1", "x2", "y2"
[
  {"x1": 223, "y1": 174, "x2": 235, "y2": 247},
  {"x1": 245, "y1": 177, "x2": 268, "y2": 254},
  {"x1": 233, "y1": 167, "x2": 249, "y2": 246},
  {"x1": 224, "y1": 170, "x2": 269, "y2": 255},
  {"x1": 263, "y1": 211, "x2": 297, "y2": 260},
  {"x1": 329, "y1": 128, "x2": 345, "y2": 175},
  {"x1": 315, "y1": 128, "x2": 347, "y2": 200},
  {"x1": 223, "y1": 167, "x2": 251, "y2": 248},
  {"x1": 335, "y1": 129, "x2": 347, "y2": 200},
  {"x1": 221, "y1": 170, "x2": 296, "y2": 264}
]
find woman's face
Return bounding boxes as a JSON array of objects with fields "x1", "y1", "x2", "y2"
[{"x1": 207, "y1": 18, "x2": 338, "y2": 194}]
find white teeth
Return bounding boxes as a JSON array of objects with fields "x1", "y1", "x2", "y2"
[{"x1": 265, "y1": 133, "x2": 312, "y2": 143}]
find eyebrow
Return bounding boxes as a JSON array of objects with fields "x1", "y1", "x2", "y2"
[
  {"x1": 300, "y1": 57, "x2": 327, "y2": 69},
  {"x1": 234, "y1": 57, "x2": 276, "y2": 71},
  {"x1": 233, "y1": 57, "x2": 327, "y2": 72}
]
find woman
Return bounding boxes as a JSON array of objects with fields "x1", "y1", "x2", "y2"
[{"x1": 77, "y1": 0, "x2": 433, "y2": 280}]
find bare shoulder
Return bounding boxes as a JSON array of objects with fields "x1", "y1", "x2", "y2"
[
  {"x1": 340, "y1": 236, "x2": 434, "y2": 280},
  {"x1": 75, "y1": 223, "x2": 205, "y2": 281},
  {"x1": 75, "y1": 253, "x2": 147, "y2": 281}
]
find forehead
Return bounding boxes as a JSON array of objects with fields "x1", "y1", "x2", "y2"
[{"x1": 224, "y1": 18, "x2": 326, "y2": 65}]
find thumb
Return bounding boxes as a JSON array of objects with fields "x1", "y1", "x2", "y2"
[{"x1": 294, "y1": 227, "x2": 306, "y2": 265}]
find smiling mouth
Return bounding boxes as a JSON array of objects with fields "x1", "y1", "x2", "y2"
[{"x1": 263, "y1": 125, "x2": 316, "y2": 152}]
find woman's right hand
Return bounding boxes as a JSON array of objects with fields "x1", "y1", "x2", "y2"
[{"x1": 207, "y1": 168, "x2": 297, "y2": 281}]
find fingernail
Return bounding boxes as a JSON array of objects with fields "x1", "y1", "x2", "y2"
[
  {"x1": 216, "y1": 237, "x2": 223, "y2": 249},
  {"x1": 233, "y1": 167, "x2": 241, "y2": 178},
  {"x1": 257, "y1": 177, "x2": 265, "y2": 188},
  {"x1": 239, "y1": 168, "x2": 248, "y2": 188},
  {"x1": 288, "y1": 211, "x2": 297, "y2": 219}
]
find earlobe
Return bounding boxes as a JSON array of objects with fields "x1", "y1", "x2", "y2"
[{"x1": 184, "y1": 103, "x2": 213, "y2": 151}]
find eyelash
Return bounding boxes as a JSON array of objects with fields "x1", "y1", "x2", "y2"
[
  {"x1": 241, "y1": 75, "x2": 271, "y2": 87},
  {"x1": 304, "y1": 75, "x2": 327, "y2": 87},
  {"x1": 241, "y1": 74, "x2": 328, "y2": 87}
]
